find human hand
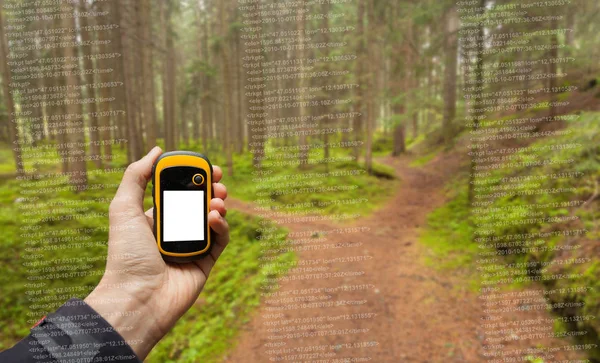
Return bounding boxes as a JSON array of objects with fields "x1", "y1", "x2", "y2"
[{"x1": 85, "y1": 147, "x2": 229, "y2": 360}]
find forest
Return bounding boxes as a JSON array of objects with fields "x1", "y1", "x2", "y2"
[{"x1": 0, "y1": 0, "x2": 599, "y2": 362}]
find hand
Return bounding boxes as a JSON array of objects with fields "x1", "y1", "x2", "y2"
[{"x1": 85, "y1": 147, "x2": 229, "y2": 360}]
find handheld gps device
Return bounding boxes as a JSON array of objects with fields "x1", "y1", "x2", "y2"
[{"x1": 151, "y1": 151, "x2": 213, "y2": 263}]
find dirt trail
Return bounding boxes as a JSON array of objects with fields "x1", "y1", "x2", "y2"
[{"x1": 222, "y1": 152, "x2": 582, "y2": 363}]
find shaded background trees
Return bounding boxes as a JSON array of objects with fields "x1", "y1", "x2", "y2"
[
  {"x1": 0, "y1": 0, "x2": 600, "y2": 360},
  {"x1": 1, "y1": 0, "x2": 597, "y2": 181}
]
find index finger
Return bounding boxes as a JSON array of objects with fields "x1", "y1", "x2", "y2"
[{"x1": 213, "y1": 165, "x2": 223, "y2": 183}]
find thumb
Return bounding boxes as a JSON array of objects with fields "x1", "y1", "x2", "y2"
[{"x1": 111, "y1": 147, "x2": 162, "y2": 214}]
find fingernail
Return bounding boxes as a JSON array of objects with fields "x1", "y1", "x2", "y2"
[{"x1": 146, "y1": 146, "x2": 161, "y2": 156}]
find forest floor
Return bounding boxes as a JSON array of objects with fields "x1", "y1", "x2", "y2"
[{"x1": 220, "y1": 150, "x2": 586, "y2": 362}]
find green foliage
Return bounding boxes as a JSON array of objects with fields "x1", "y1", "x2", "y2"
[
  {"x1": 422, "y1": 112, "x2": 600, "y2": 357},
  {"x1": 0, "y1": 144, "x2": 16, "y2": 174},
  {"x1": 371, "y1": 136, "x2": 393, "y2": 155},
  {"x1": 147, "y1": 211, "x2": 294, "y2": 363},
  {"x1": 0, "y1": 146, "x2": 294, "y2": 363},
  {"x1": 0, "y1": 131, "x2": 396, "y2": 357},
  {"x1": 525, "y1": 356, "x2": 545, "y2": 363},
  {"x1": 410, "y1": 148, "x2": 440, "y2": 167},
  {"x1": 208, "y1": 141, "x2": 398, "y2": 217},
  {"x1": 420, "y1": 182, "x2": 479, "y2": 291}
]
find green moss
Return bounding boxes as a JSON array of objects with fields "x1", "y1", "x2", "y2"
[
  {"x1": 147, "y1": 211, "x2": 294, "y2": 363},
  {"x1": 0, "y1": 133, "x2": 396, "y2": 359},
  {"x1": 420, "y1": 112, "x2": 600, "y2": 359},
  {"x1": 410, "y1": 148, "x2": 440, "y2": 167},
  {"x1": 209, "y1": 142, "x2": 398, "y2": 217},
  {"x1": 0, "y1": 145, "x2": 294, "y2": 363},
  {"x1": 0, "y1": 145, "x2": 16, "y2": 174},
  {"x1": 419, "y1": 183, "x2": 482, "y2": 291},
  {"x1": 371, "y1": 136, "x2": 393, "y2": 155}
]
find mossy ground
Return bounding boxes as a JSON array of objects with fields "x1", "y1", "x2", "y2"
[
  {"x1": 419, "y1": 112, "x2": 600, "y2": 360},
  {"x1": 0, "y1": 136, "x2": 395, "y2": 361}
]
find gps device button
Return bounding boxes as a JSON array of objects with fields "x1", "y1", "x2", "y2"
[{"x1": 192, "y1": 174, "x2": 204, "y2": 185}]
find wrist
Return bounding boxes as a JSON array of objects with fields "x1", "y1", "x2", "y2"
[{"x1": 85, "y1": 279, "x2": 164, "y2": 360}]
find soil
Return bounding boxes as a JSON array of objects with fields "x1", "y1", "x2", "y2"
[{"x1": 222, "y1": 151, "x2": 586, "y2": 363}]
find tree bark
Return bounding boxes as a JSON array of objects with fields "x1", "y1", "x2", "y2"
[
  {"x1": 392, "y1": 104, "x2": 406, "y2": 156},
  {"x1": 51, "y1": 15, "x2": 69, "y2": 173},
  {"x1": 116, "y1": 0, "x2": 143, "y2": 162},
  {"x1": 364, "y1": 0, "x2": 376, "y2": 174},
  {"x1": 0, "y1": 0, "x2": 24, "y2": 176},
  {"x1": 201, "y1": 6, "x2": 212, "y2": 152},
  {"x1": 219, "y1": 0, "x2": 233, "y2": 175},
  {"x1": 297, "y1": 0, "x2": 309, "y2": 169},
  {"x1": 549, "y1": 16, "x2": 559, "y2": 120},
  {"x1": 442, "y1": 6, "x2": 459, "y2": 145},
  {"x1": 141, "y1": 0, "x2": 158, "y2": 148},
  {"x1": 353, "y1": 0, "x2": 366, "y2": 162},
  {"x1": 321, "y1": 1, "x2": 331, "y2": 162},
  {"x1": 63, "y1": 4, "x2": 88, "y2": 190},
  {"x1": 390, "y1": 1, "x2": 406, "y2": 157},
  {"x1": 163, "y1": 0, "x2": 177, "y2": 151},
  {"x1": 468, "y1": 0, "x2": 485, "y2": 204},
  {"x1": 97, "y1": 0, "x2": 113, "y2": 166},
  {"x1": 79, "y1": 0, "x2": 102, "y2": 168}
]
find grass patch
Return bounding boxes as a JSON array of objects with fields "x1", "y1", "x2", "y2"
[
  {"x1": 208, "y1": 141, "x2": 398, "y2": 217},
  {"x1": 421, "y1": 185, "x2": 475, "y2": 269},
  {"x1": 0, "y1": 146, "x2": 16, "y2": 174},
  {"x1": 410, "y1": 148, "x2": 440, "y2": 167},
  {"x1": 419, "y1": 182, "x2": 483, "y2": 292},
  {"x1": 147, "y1": 211, "x2": 294, "y2": 363},
  {"x1": 372, "y1": 135, "x2": 393, "y2": 156},
  {"x1": 0, "y1": 134, "x2": 397, "y2": 358},
  {"x1": 420, "y1": 112, "x2": 600, "y2": 359},
  {"x1": 0, "y1": 144, "x2": 294, "y2": 363}
]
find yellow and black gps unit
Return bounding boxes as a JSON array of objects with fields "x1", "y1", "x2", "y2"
[{"x1": 151, "y1": 151, "x2": 213, "y2": 263}]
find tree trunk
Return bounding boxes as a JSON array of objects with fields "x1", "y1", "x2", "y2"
[
  {"x1": 116, "y1": 0, "x2": 143, "y2": 162},
  {"x1": 219, "y1": 0, "x2": 234, "y2": 176},
  {"x1": 353, "y1": 0, "x2": 366, "y2": 162},
  {"x1": 230, "y1": 25, "x2": 240, "y2": 154},
  {"x1": 51, "y1": 15, "x2": 69, "y2": 173},
  {"x1": 141, "y1": 0, "x2": 157, "y2": 148},
  {"x1": 234, "y1": 26, "x2": 245, "y2": 154},
  {"x1": 29, "y1": 23, "x2": 46, "y2": 145},
  {"x1": 201, "y1": 7, "x2": 212, "y2": 152},
  {"x1": 442, "y1": 6, "x2": 459, "y2": 145},
  {"x1": 297, "y1": 1, "x2": 309, "y2": 169},
  {"x1": 249, "y1": 16, "x2": 264, "y2": 168},
  {"x1": 193, "y1": 101, "x2": 201, "y2": 145},
  {"x1": 410, "y1": 22, "x2": 419, "y2": 141},
  {"x1": 549, "y1": 17, "x2": 559, "y2": 120},
  {"x1": 390, "y1": 0, "x2": 406, "y2": 157},
  {"x1": 63, "y1": 4, "x2": 88, "y2": 190},
  {"x1": 364, "y1": 0, "x2": 376, "y2": 174},
  {"x1": 468, "y1": 0, "x2": 485, "y2": 204},
  {"x1": 0, "y1": 0, "x2": 24, "y2": 176},
  {"x1": 133, "y1": 1, "x2": 145, "y2": 153},
  {"x1": 79, "y1": 0, "x2": 102, "y2": 168},
  {"x1": 321, "y1": 1, "x2": 331, "y2": 162},
  {"x1": 163, "y1": 0, "x2": 177, "y2": 151},
  {"x1": 180, "y1": 100, "x2": 189, "y2": 147},
  {"x1": 392, "y1": 106, "x2": 406, "y2": 156},
  {"x1": 236, "y1": 29, "x2": 246, "y2": 154},
  {"x1": 97, "y1": 0, "x2": 113, "y2": 166}
]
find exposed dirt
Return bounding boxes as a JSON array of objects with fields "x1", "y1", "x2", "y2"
[{"x1": 222, "y1": 151, "x2": 585, "y2": 363}]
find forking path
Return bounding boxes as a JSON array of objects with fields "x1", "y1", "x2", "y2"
[{"x1": 222, "y1": 151, "x2": 584, "y2": 362}]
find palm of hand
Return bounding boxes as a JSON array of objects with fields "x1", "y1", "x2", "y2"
[{"x1": 91, "y1": 147, "x2": 229, "y2": 353}]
